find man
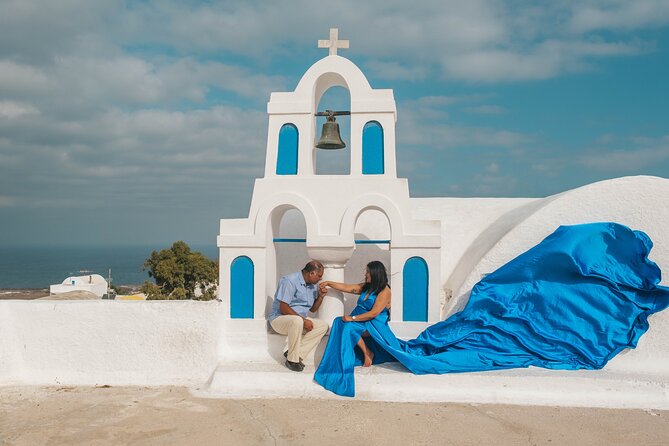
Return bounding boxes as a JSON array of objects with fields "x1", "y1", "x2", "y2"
[{"x1": 269, "y1": 260, "x2": 329, "y2": 372}]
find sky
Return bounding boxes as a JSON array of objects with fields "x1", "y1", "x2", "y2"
[{"x1": 0, "y1": 0, "x2": 668, "y2": 247}]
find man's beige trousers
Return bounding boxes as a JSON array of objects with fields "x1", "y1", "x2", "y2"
[{"x1": 270, "y1": 315, "x2": 328, "y2": 363}]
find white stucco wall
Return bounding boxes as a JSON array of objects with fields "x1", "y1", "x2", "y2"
[{"x1": 0, "y1": 300, "x2": 221, "y2": 386}]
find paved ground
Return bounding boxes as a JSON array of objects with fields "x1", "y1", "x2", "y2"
[{"x1": 1, "y1": 386, "x2": 668, "y2": 445}]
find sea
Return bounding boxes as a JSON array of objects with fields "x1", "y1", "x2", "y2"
[{"x1": 0, "y1": 245, "x2": 218, "y2": 289}]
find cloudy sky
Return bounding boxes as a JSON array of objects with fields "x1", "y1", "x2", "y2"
[{"x1": 1, "y1": 0, "x2": 668, "y2": 247}]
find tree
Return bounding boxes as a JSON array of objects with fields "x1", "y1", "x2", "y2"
[{"x1": 141, "y1": 241, "x2": 218, "y2": 301}]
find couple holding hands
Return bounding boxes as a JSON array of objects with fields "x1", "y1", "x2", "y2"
[{"x1": 268, "y1": 260, "x2": 391, "y2": 379}]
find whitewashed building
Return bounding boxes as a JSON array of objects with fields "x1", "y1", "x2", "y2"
[{"x1": 49, "y1": 274, "x2": 107, "y2": 298}]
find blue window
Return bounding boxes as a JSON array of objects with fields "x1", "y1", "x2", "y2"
[
  {"x1": 403, "y1": 257, "x2": 428, "y2": 322},
  {"x1": 276, "y1": 124, "x2": 298, "y2": 175},
  {"x1": 362, "y1": 121, "x2": 384, "y2": 174},
  {"x1": 230, "y1": 256, "x2": 254, "y2": 318}
]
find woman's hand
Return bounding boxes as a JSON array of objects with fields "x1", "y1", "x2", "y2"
[
  {"x1": 342, "y1": 315, "x2": 352, "y2": 322},
  {"x1": 319, "y1": 281, "x2": 330, "y2": 293}
]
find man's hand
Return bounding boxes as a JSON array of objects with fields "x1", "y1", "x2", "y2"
[
  {"x1": 319, "y1": 282, "x2": 329, "y2": 294},
  {"x1": 303, "y1": 318, "x2": 314, "y2": 332}
]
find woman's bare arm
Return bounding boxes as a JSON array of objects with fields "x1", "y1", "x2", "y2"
[{"x1": 320, "y1": 281, "x2": 364, "y2": 295}]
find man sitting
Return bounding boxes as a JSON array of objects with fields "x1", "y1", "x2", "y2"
[{"x1": 269, "y1": 261, "x2": 329, "y2": 372}]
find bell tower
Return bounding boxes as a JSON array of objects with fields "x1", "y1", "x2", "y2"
[
  {"x1": 219, "y1": 29, "x2": 441, "y2": 326},
  {"x1": 264, "y1": 28, "x2": 397, "y2": 179}
]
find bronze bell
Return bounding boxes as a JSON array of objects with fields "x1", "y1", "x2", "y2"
[{"x1": 316, "y1": 115, "x2": 346, "y2": 150}]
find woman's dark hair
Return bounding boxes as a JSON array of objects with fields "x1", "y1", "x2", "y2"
[{"x1": 361, "y1": 261, "x2": 388, "y2": 296}]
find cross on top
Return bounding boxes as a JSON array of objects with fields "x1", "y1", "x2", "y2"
[{"x1": 318, "y1": 28, "x2": 349, "y2": 56}]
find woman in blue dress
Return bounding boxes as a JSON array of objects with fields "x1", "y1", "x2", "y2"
[
  {"x1": 313, "y1": 223, "x2": 669, "y2": 397},
  {"x1": 315, "y1": 261, "x2": 395, "y2": 396}
]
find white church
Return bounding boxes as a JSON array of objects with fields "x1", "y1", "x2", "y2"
[
  {"x1": 217, "y1": 28, "x2": 442, "y2": 327},
  {"x1": 216, "y1": 29, "x2": 669, "y2": 333},
  {"x1": 1, "y1": 29, "x2": 668, "y2": 408}
]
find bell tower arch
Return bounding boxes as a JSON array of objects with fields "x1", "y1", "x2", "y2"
[{"x1": 264, "y1": 50, "x2": 397, "y2": 178}]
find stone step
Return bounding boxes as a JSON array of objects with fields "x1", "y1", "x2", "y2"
[{"x1": 195, "y1": 360, "x2": 669, "y2": 409}]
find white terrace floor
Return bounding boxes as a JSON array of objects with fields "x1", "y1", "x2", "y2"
[{"x1": 198, "y1": 328, "x2": 669, "y2": 410}]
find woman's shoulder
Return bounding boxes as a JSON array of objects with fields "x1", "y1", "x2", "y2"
[{"x1": 377, "y1": 286, "x2": 391, "y2": 300}]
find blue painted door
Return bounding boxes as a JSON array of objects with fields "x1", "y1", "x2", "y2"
[
  {"x1": 362, "y1": 121, "x2": 384, "y2": 174},
  {"x1": 403, "y1": 257, "x2": 428, "y2": 321},
  {"x1": 276, "y1": 124, "x2": 298, "y2": 175},
  {"x1": 230, "y1": 256, "x2": 254, "y2": 318}
]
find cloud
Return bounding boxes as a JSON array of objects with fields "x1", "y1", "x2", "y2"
[
  {"x1": 442, "y1": 38, "x2": 646, "y2": 82},
  {"x1": 0, "y1": 0, "x2": 116, "y2": 63},
  {"x1": 0, "y1": 104, "x2": 267, "y2": 213},
  {"x1": 397, "y1": 96, "x2": 529, "y2": 149},
  {"x1": 365, "y1": 60, "x2": 428, "y2": 81},
  {"x1": 0, "y1": 1, "x2": 667, "y2": 244},
  {"x1": 579, "y1": 136, "x2": 669, "y2": 170},
  {"x1": 465, "y1": 105, "x2": 506, "y2": 115},
  {"x1": 0, "y1": 101, "x2": 39, "y2": 118},
  {"x1": 471, "y1": 173, "x2": 519, "y2": 196},
  {"x1": 568, "y1": 1, "x2": 669, "y2": 33},
  {"x1": 0, "y1": 196, "x2": 16, "y2": 207},
  {"x1": 1, "y1": 1, "x2": 665, "y2": 88},
  {"x1": 0, "y1": 60, "x2": 51, "y2": 94}
]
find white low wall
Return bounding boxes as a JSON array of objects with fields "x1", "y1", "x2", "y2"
[
  {"x1": 2, "y1": 298, "x2": 667, "y2": 391},
  {"x1": 0, "y1": 300, "x2": 222, "y2": 386},
  {"x1": 2, "y1": 176, "x2": 668, "y2": 392}
]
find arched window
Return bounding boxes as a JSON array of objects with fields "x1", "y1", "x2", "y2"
[
  {"x1": 403, "y1": 257, "x2": 428, "y2": 322},
  {"x1": 276, "y1": 124, "x2": 298, "y2": 175},
  {"x1": 362, "y1": 121, "x2": 384, "y2": 174},
  {"x1": 230, "y1": 256, "x2": 254, "y2": 318}
]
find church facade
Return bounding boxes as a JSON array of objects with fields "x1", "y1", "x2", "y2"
[{"x1": 217, "y1": 31, "x2": 442, "y2": 326}]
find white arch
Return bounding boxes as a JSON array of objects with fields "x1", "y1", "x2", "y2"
[
  {"x1": 340, "y1": 194, "x2": 406, "y2": 243},
  {"x1": 294, "y1": 56, "x2": 373, "y2": 109},
  {"x1": 253, "y1": 193, "x2": 320, "y2": 240},
  {"x1": 268, "y1": 55, "x2": 395, "y2": 116}
]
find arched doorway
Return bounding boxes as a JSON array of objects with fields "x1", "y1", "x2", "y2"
[
  {"x1": 273, "y1": 208, "x2": 310, "y2": 280},
  {"x1": 345, "y1": 209, "x2": 391, "y2": 315}
]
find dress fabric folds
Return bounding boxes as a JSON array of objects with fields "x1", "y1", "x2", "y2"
[{"x1": 314, "y1": 222, "x2": 669, "y2": 397}]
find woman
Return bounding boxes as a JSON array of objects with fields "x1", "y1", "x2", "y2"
[
  {"x1": 315, "y1": 261, "x2": 399, "y2": 396},
  {"x1": 320, "y1": 260, "x2": 391, "y2": 366}
]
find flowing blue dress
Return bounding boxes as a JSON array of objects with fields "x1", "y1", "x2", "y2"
[{"x1": 314, "y1": 222, "x2": 669, "y2": 397}]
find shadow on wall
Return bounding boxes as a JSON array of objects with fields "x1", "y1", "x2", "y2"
[{"x1": 443, "y1": 195, "x2": 558, "y2": 318}]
